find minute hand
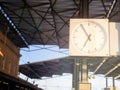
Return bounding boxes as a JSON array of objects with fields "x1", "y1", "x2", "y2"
[{"x1": 80, "y1": 24, "x2": 91, "y2": 41}]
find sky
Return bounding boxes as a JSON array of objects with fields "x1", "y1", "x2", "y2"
[
  {"x1": 19, "y1": 45, "x2": 120, "y2": 90},
  {"x1": 20, "y1": 45, "x2": 68, "y2": 64}
]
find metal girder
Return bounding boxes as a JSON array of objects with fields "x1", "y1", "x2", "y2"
[
  {"x1": 1, "y1": 0, "x2": 120, "y2": 48},
  {"x1": 94, "y1": 58, "x2": 107, "y2": 74},
  {"x1": 48, "y1": 0, "x2": 60, "y2": 47},
  {"x1": 106, "y1": 0, "x2": 117, "y2": 18},
  {"x1": 105, "y1": 63, "x2": 120, "y2": 76}
]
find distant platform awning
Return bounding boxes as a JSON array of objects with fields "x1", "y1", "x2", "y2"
[
  {"x1": 19, "y1": 57, "x2": 73, "y2": 79},
  {"x1": 19, "y1": 56, "x2": 120, "y2": 79}
]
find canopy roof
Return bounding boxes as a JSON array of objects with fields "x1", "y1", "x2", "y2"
[
  {"x1": 1, "y1": 0, "x2": 120, "y2": 79},
  {"x1": 0, "y1": 0, "x2": 120, "y2": 48},
  {"x1": 19, "y1": 56, "x2": 120, "y2": 79}
]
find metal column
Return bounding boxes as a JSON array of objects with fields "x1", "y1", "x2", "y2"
[
  {"x1": 72, "y1": 58, "x2": 80, "y2": 90},
  {"x1": 72, "y1": 0, "x2": 89, "y2": 90},
  {"x1": 80, "y1": 0, "x2": 89, "y2": 89},
  {"x1": 80, "y1": 0, "x2": 89, "y2": 84},
  {"x1": 112, "y1": 77, "x2": 115, "y2": 90},
  {"x1": 81, "y1": 59, "x2": 88, "y2": 83},
  {"x1": 72, "y1": 59, "x2": 76, "y2": 90},
  {"x1": 81, "y1": 0, "x2": 89, "y2": 18},
  {"x1": 106, "y1": 77, "x2": 108, "y2": 88}
]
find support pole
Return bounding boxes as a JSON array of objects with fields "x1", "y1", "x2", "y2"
[
  {"x1": 81, "y1": 59, "x2": 88, "y2": 83},
  {"x1": 106, "y1": 77, "x2": 108, "y2": 88},
  {"x1": 80, "y1": 0, "x2": 89, "y2": 84},
  {"x1": 112, "y1": 77, "x2": 115, "y2": 90},
  {"x1": 72, "y1": 58, "x2": 80, "y2": 90},
  {"x1": 72, "y1": 59, "x2": 77, "y2": 90},
  {"x1": 72, "y1": 0, "x2": 89, "y2": 90},
  {"x1": 76, "y1": 59, "x2": 80, "y2": 90},
  {"x1": 113, "y1": 77, "x2": 115, "y2": 87},
  {"x1": 81, "y1": 0, "x2": 89, "y2": 18},
  {"x1": 79, "y1": 59, "x2": 91, "y2": 90}
]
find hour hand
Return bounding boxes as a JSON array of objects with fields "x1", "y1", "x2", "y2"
[{"x1": 82, "y1": 34, "x2": 91, "y2": 48}]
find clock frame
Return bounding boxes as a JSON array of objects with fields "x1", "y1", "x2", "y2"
[{"x1": 69, "y1": 19, "x2": 110, "y2": 57}]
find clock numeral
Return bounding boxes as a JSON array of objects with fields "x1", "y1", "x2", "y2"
[
  {"x1": 88, "y1": 22, "x2": 90, "y2": 26},
  {"x1": 73, "y1": 36, "x2": 76, "y2": 39},
  {"x1": 75, "y1": 43, "x2": 78, "y2": 45}
]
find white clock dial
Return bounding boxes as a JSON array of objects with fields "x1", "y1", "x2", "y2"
[{"x1": 71, "y1": 21, "x2": 106, "y2": 54}]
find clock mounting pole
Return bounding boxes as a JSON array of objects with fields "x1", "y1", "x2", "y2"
[
  {"x1": 72, "y1": 0, "x2": 90, "y2": 90},
  {"x1": 80, "y1": 0, "x2": 90, "y2": 89}
]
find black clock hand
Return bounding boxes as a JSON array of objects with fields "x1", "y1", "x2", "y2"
[
  {"x1": 80, "y1": 24, "x2": 91, "y2": 41},
  {"x1": 82, "y1": 34, "x2": 91, "y2": 49}
]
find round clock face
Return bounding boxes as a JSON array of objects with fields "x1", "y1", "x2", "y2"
[{"x1": 71, "y1": 21, "x2": 106, "y2": 54}]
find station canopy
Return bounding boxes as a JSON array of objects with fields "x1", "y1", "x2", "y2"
[
  {"x1": 0, "y1": 0, "x2": 120, "y2": 48},
  {"x1": 0, "y1": 0, "x2": 120, "y2": 79},
  {"x1": 19, "y1": 56, "x2": 120, "y2": 79}
]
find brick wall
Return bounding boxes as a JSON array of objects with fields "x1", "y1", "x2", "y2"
[{"x1": 0, "y1": 30, "x2": 20, "y2": 77}]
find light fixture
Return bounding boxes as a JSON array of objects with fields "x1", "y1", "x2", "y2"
[{"x1": 0, "y1": 49, "x2": 4, "y2": 57}]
